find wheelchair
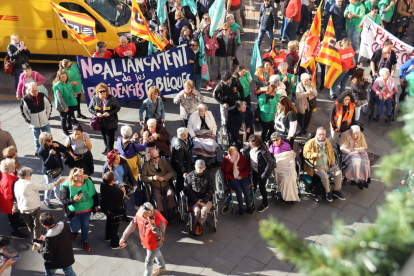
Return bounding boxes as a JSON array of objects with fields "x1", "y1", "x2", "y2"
[
  {"x1": 179, "y1": 190, "x2": 219, "y2": 235},
  {"x1": 217, "y1": 125, "x2": 255, "y2": 158},
  {"x1": 367, "y1": 89, "x2": 398, "y2": 122},
  {"x1": 190, "y1": 130, "x2": 221, "y2": 164},
  {"x1": 215, "y1": 170, "x2": 256, "y2": 214}
]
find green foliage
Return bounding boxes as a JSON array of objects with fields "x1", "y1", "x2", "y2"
[{"x1": 260, "y1": 97, "x2": 414, "y2": 275}]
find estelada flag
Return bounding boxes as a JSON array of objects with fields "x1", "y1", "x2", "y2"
[
  {"x1": 50, "y1": 2, "x2": 99, "y2": 46},
  {"x1": 316, "y1": 16, "x2": 342, "y2": 89},
  {"x1": 301, "y1": 0, "x2": 322, "y2": 69},
  {"x1": 131, "y1": 0, "x2": 169, "y2": 51}
]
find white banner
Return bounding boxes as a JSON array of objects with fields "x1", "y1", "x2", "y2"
[{"x1": 360, "y1": 17, "x2": 414, "y2": 70}]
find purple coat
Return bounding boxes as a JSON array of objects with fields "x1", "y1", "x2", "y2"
[
  {"x1": 269, "y1": 140, "x2": 292, "y2": 156},
  {"x1": 117, "y1": 136, "x2": 147, "y2": 159}
]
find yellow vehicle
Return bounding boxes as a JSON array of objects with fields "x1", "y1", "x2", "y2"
[{"x1": 0, "y1": 0, "x2": 133, "y2": 63}]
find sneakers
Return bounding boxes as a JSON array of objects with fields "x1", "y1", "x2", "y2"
[
  {"x1": 44, "y1": 202, "x2": 55, "y2": 209},
  {"x1": 329, "y1": 94, "x2": 337, "y2": 100},
  {"x1": 72, "y1": 232, "x2": 78, "y2": 241},
  {"x1": 152, "y1": 268, "x2": 167, "y2": 276},
  {"x1": 206, "y1": 84, "x2": 213, "y2": 91},
  {"x1": 386, "y1": 116, "x2": 392, "y2": 123},
  {"x1": 112, "y1": 243, "x2": 127, "y2": 250},
  {"x1": 209, "y1": 79, "x2": 216, "y2": 85},
  {"x1": 11, "y1": 232, "x2": 27, "y2": 239},
  {"x1": 238, "y1": 208, "x2": 244, "y2": 215},
  {"x1": 326, "y1": 192, "x2": 333, "y2": 202},
  {"x1": 82, "y1": 241, "x2": 90, "y2": 252},
  {"x1": 18, "y1": 221, "x2": 27, "y2": 229},
  {"x1": 257, "y1": 204, "x2": 268, "y2": 212},
  {"x1": 332, "y1": 190, "x2": 346, "y2": 200},
  {"x1": 373, "y1": 115, "x2": 380, "y2": 122}
]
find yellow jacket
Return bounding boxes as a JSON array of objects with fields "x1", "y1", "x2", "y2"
[{"x1": 303, "y1": 138, "x2": 336, "y2": 177}]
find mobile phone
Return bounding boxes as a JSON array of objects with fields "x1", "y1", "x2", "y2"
[
  {"x1": 77, "y1": 190, "x2": 82, "y2": 196},
  {"x1": 12, "y1": 254, "x2": 21, "y2": 261},
  {"x1": 33, "y1": 239, "x2": 44, "y2": 244},
  {"x1": 19, "y1": 41, "x2": 25, "y2": 48}
]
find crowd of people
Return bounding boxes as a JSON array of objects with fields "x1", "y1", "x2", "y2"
[{"x1": 1, "y1": 0, "x2": 413, "y2": 275}]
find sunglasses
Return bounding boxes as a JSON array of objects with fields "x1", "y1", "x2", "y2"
[
  {"x1": 190, "y1": 44, "x2": 197, "y2": 47},
  {"x1": 47, "y1": 138, "x2": 53, "y2": 142},
  {"x1": 152, "y1": 156, "x2": 160, "y2": 160},
  {"x1": 223, "y1": 29, "x2": 229, "y2": 31},
  {"x1": 203, "y1": 17, "x2": 209, "y2": 19},
  {"x1": 272, "y1": 139, "x2": 280, "y2": 142},
  {"x1": 98, "y1": 90, "x2": 107, "y2": 94}
]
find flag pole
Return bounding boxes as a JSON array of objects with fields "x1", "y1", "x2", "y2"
[{"x1": 80, "y1": 43, "x2": 93, "y2": 57}]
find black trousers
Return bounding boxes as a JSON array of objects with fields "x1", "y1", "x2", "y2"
[
  {"x1": 175, "y1": 170, "x2": 185, "y2": 196},
  {"x1": 75, "y1": 93, "x2": 83, "y2": 116},
  {"x1": 230, "y1": 131, "x2": 251, "y2": 150},
  {"x1": 260, "y1": 120, "x2": 275, "y2": 142},
  {"x1": 100, "y1": 127, "x2": 116, "y2": 151},
  {"x1": 71, "y1": 151, "x2": 95, "y2": 175},
  {"x1": 103, "y1": 209, "x2": 121, "y2": 248},
  {"x1": 297, "y1": 109, "x2": 313, "y2": 133},
  {"x1": 244, "y1": 95, "x2": 251, "y2": 109},
  {"x1": 281, "y1": 134, "x2": 295, "y2": 149},
  {"x1": 319, "y1": 64, "x2": 326, "y2": 91},
  {"x1": 60, "y1": 106, "x2": 78, "y2": 132},
  {"x1": 252, "y1": 170, "x2": 268, "y2": 206},
  {"x1": 8, "y1": 212, "x2": 20, "y2": 234}
]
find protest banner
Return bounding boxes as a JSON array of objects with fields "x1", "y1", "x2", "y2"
[
  {"x1": 77, "y1": 44, "x2": 192, "y2": 105},
  {"x1": 360, "y1": 17, "x2": 414, "y2": 70}
]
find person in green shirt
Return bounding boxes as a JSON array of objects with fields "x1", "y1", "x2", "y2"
[
  {"x1": 234, "y1": 65, "x2": 252, "y2": 107},
  {"x1": 360, "y1": 4, "x2": 383, "y2": 26},
  {"x1": 364, "y1": 0, "x2": 377, "y2": 12},
  {"x1": 254, "y1": 83, "x2": 280, "y2": 141},
  {"x1": 344, "y1": 0, "x2": 366, "y2": 54},
  {"x1": 59, "y1": 59, "x2": 87, "y2": 119},
  {"x1": 277, "y1": 62, "x2": 297, "y2": 100},
  {"x1": 378, "y1": 0, "x2": 396, "y2": 31}
]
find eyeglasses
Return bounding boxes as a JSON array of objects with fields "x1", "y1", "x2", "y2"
[
  {"x1": 223, "y1": 29, "x2": 229, "y2": 31},
  {"x1": 190, "y1": 44, "x2": 197, "y2": 47},
  {"x1": 31, "y1": 90, "x2": 38, "y2": 93},
  {"x1": 152, "y1": 156, "x2": 160, "y2": 160},
  {"x1": 272, "y1": 139, "x2": 280, "y2": 142},
  {"x1": 203, "y1": 17, "x2": 209, "y2": 19},
  {"x1": 98, "y1": 90, "x2": 107, "y2": 94},
  {"x1": 47, "y1": 138, "x2": 53, "y2": 142}
]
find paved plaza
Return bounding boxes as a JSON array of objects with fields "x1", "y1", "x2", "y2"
[{"x1": 0, "y1": 3, "x2": 408, "y2": 275}]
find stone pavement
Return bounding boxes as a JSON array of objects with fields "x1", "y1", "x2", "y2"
[{"x1": 0, "y1": 2, "x2": 407, "y2": 276}]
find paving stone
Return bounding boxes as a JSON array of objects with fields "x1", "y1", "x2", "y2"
[
  {"x1": 247, "y1": 239, "x2": 276, "y2": 265},
  {"x1": 258, "y1": 256, "x2": 295, "y2": 276},
  {"x1": 218, "y1": 237, "x2": 255, "y2": 265},
  {"x1": 281, "y1": 203, "x2": 314, "y2": 227},
  {"x1": 295, "y1": 218, "x2": 328, "y2": 242},
  {"x1": 229, "y1": 256, "x2": 265, "y2": 276},
  {"x1": 336, "y1": 202, "x2": 368, "y2": 225},
  {"x1": 173, "y1": 257, "x2": 206, "y2": 275},
  {"x1": 200, "y1": 256, "x2": 236, "y2": 276},
  {"x1": 309, "y1": 203, "x2": 341, "y2": 225}
]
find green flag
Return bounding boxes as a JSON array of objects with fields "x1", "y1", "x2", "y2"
[
  {"x1": 199, "y1": 36, "x2": 209, "y2": 81},
  {"x1": 182, "y1": 0, "x2": 197, "y2": 15},
  {"x1": 156, "y1": 0, "x2": 168, "y2": 25},
  {"x1": 148, "y1": 41, "x2": 156, "y2": 56},
  {"x1": 250, "y1": 39, "x2": 262, "y2": 76}
]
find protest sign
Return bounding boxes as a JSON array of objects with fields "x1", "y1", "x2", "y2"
[
  {"x1": 360, "y1": 17, "x2": 414, "y2": 70},
  {"x1": 77, "y1": 44, "x2": 192, "y2": 105}
]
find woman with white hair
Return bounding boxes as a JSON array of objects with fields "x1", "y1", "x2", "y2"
[
  {"x1": 295, "y1": 73, "x2": 318, "y2": 135},
  {"x1": 117, "y1": 125, "x2": 148, "y2": 181},
  {"x1": 277, "y1": 62, "x2": 297, "y2": 100},
  {"x1": 371, "y1": 68, "x2": 397, "y2": 123},
  {"x1": 337, "y1": 125, "x2": 371, "y2": 189},
  {"x1": 188, "y1": 104, "x2": 218, "y2": 166},
  {"x1": 7, "y1": 34, "x2": 30, "y2": 89},
  {"x1": 140, "y1": 118, "x2": 171, "y2": 157}
]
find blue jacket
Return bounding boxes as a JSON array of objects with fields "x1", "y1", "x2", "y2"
[
  {"x1": 37, "y1": 141, "x2": 67, "y2": 175},
  {"x1": 399, "y1": 58, "x2": 414, "y2": 80},
  {"x1": 189, "y1": 49, "x2": 201, "y2": 75},
  {"x1": 139, "y1": 97, "x2": 165, "y2": 122},
  {"x1": 328, "y1": 4, "x2": 345, "y2": 28},
  {"x1": 102, "y1": 158, "x2": 138, "y2": 188},
  {"x1": 117, "y1": 136, "x2": 147, "y2": 159}
]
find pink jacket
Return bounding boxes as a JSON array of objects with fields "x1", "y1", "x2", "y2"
[
  {"x1": 16, "y1": 71, "x2": 46, "y2": 97},
  {"x1": 204, "y1": 36, "x2": 219, "y2": 56},
  {"x1": 371, "y1": 76, "x2": 397, "y2": 99}
]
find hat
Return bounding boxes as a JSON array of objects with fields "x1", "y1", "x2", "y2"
[
  {"x1": 195, "y1": 159, "x2": 206, "y2": 168},
  {"x1": 142, "y1": 202, "x2": 154, "y2": 213},
  {"x1": 177, "y1": 127, "x2": 189, "y2": 137}
]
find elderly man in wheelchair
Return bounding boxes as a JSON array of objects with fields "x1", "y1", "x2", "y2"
[
  {"x1": 141, "y1": 149, "x2": 177, "y2": 220},
  {"x1": 303, "y1": 127, "x2": 346, "y2": 202},
  {"x1": 337, "y1": 125, "x2": 371, "y2": 190},
  {"x1": 183, "y1": 160, "x2": 215, "y2": 236}
]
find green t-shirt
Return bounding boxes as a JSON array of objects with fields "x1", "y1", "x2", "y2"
[
  {"x1": 258, "y1": 93, "x2": 279, "y2": 122},
  {"x1": 61, "y1": 179, "x2": 96, "y2": 212},
  {"x1": 315, "y1": 147, "x2": 329, "y2": 167},
  {"x1": 366, "y1": 13, "x2": 382, "y2": 25},
  {"x1": 364, "y1": 0, "x2": 374, "y2": 12},
  {"x1": 278, "y1": 72, "x2": 297, "y2": 95},
  {"x1": 238, "y1": 71, "x2": 251, "y2": 98},
  {"x1": 65, "y1": 62, "x2": 83, "y2": 93},
  {"x1": 379, "y1": 0, "x2": 395, "y2": 20},
  {"x1": 52, "y1": 81, "x2": 78, "y2": 107},
  {"x1": 345, "y1": 2, "x2": 365, "y2": 27},
  {"x1": 230, "y1": 22, "x2": 241, "y2": 45}
]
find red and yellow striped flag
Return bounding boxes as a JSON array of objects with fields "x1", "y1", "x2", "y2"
[
  {"x1": 50, "y1": 2, "x2": 99, "y2": 46},
  {"x1": 316, "y1": 16, "x2": 342, "y2": 89},
  {"x1": 131, "y1": 0, "x2": 169, "y2": 51},
  {"x1": 301, "y1": 0, "x2": 322, "y2": 69}
]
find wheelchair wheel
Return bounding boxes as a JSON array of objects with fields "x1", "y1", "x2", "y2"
[
  {"x1": 221, "y1": 202, "x2": 230, "y2": 214},
  {"x1": 215, "y1": 171, "x2": 225, "y2": 201},
  {"x1": 314, "y1": 194, "x2": 322, "y2": 203},
  {"x1": 179, "y1": 193, "x2": 186, "y2": 221},
  {"x1": 297, "y1": 178, "x2": 308, "y2": 193}
]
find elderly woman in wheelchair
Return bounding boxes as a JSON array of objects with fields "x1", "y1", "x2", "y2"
[
  {"x1": 371, "y1": 68, "x2": 397, "y2": 123},
  {"x1": 221, "y1": 146, "x2": 253, "y2": 215},
  {"x1": 337, "y1": 125, "x2": 371, "y2": 190}
]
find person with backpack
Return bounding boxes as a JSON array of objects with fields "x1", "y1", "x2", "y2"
[{"x1": 6, "y1": 34, "x2": 30, "y2": 89}]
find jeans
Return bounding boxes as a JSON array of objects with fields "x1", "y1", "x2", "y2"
[
  {"x1": 102, "y1": 209, "x2": 121, "y2": 248},
  {"x1": 44, "y1": 175, "x2": 61, "y2": 203},
  {"x1": 13, "y1": 68, "x2": 23, "y2": 89},
  {"x1": 281, "y1": 17, "x2": 289, "y2": 39},
  {"x1": 285, "y1": 21, "x2": 300, "y2": 41},
  {"x1": 347, "y1": 26, "x2": 360, "y2": 53},
  {"x1": 45, "y1": 266, "x2": 76, "y2": 276},
  {"x1": 206, "y1": 55, "x2": 215, "y2": 79},
  {"x1": 21, "y1": 207, "x2": 42, "y2": 239},
  {"x1": 144, "y1": 247, "x2": 165, "y2": 276},
  {"x1": 298, "y1": 5, "x2": 309, "y2": 33},
  {"x1": 375, "y1": 97, "x2": 393, "y2": 116},
  {"x1": 31, "y1": 124, "x2": 51, "y2": 151},
  {"x1": 329, "y1": 70, "x2": 349, "y2": 96},
  {"x1": 218, "y1": 56, "x2": 232, "y2": 78},
  {"x1": 69, "y1": 210, "x2": 91, "y2": 242},
  {"x1": 193, "y1": 74, "x2": 202, "y2": 92},
  {"x1": 100, "y1": 127, "x2": 116, "y2": 151},
  {"x1": 228, "y1": 8, "x2": 243, "y2": 30},
  {"x1": 257, "y1": 29, "x2": 274, "y2": 51},
  {"x1": 60, "y1": 106, "x2": 78, "y2": 132},
  {"x1": 252, "y1": 170, "x2": 268, "y2": 206},
  {"x1": 228, "y1": 178, "x2": 251, "y2": 209}
]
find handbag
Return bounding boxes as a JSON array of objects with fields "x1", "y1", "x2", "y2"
[
  {"x1": 34, "y1": 72, "x2": 49, "y2": 97},
  {"x1": 395, "y1": 16, "x2": 409, "y2": 27},
  {"x1": 90, "y1": 115, "x2": 101, "y2": 131},
  {"x1": 108, "y1": 206, "x2": 124, "y2": 222},
  {"x1": 3, "y1": 55, "x2": 14, "y2": 75},
  {"x1": 46, "y1": 167, "x2": 63, "y2": 179}
]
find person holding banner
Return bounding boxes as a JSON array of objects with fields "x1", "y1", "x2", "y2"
[
  {"x1": 371, "y1": 68, "x2": 397, "y2": 122},
  {"x1": 179, "y1": 26, "x2": 193, "y2": 48},
  {"x1": 113, "y1": 36, "x2": 137, "y2": 59},
  {"x1": 360, "y1": 4, "x2": 383, "y2": 26},
  {"x1": 93, "y1": 41, "x2": 113, "y2": 59},
  {"x1": 139, "y1": 86, "x2": 166, "y2": 126},
  {"x1": 173, "y1": 11, "x2": 192, "y2": 46},
  {"x1": 88, "y1": 83, "x2": 121, "y2": 155}
]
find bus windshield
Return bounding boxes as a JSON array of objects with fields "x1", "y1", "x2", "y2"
[{"x1": 84, "y1": 0, "x2": 130, "y2": 27}]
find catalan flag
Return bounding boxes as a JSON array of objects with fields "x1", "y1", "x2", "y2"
[
  {"x1": 301, "y1": 0, "x2": 322, "y2": 68},
  {"x1": 131, "y1": 0, "x2": 169, "y2": 51},
  {"x1": 50, "y1": 2, "x2": 98, "y2": 46},
  {"x1": 316, "y1": 16, "x2": 342, "y2": 89}
]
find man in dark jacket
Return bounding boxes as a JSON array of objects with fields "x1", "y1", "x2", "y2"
[
  {"x1": 326, "y1": 0, "x2": 345, "y2": 41},
  {"x1": 168, "y1": 0, "x2": 197, "y2": 32},
  {"x1": 170, "y1": 128, "x2": 192, "y2": 195},
  {"x1": 213, "y1": 71, "x2": 242, "y2": 135},
  {"x1": 216, "y1": 23, "x2": 238, "y2": 79},
  {"x1": 184, "y1": 160, "x2": 214, "y2": 236},
  {"x1": 188, "y1": 39, "x2": 202, "y2": 92},
  {"x1": 257, "y1": 0, "x2": 278, "y2": 50},
  {"x1": 38, "y1": 212, "x2": 76, "y2": 276},
  {"x1": 227, "y1": 101, "x2": 254, "y2": 149}
]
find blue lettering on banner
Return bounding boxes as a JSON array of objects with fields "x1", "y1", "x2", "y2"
[{"x1": 77, "y1": 45, "x2": 193, "y2": 105}]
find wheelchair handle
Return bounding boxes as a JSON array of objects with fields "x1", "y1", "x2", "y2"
[{"x1": 304, "y1": 158, "x2": 315, "y2": 169}]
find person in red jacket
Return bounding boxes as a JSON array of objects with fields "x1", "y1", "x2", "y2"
[
  {"x1": 263, "y1": 44, "x2": 287, "y2": 73},
  {"x1": 120, "y1": 202, "x2": 167, "y2": 276},
  {"x1": 285, "y1": 0, "x2": 302, "y2": 41},
  {"x1": 0, "y1": 159, "x2": 26, "y2": 239},
  {"x1": 113, "y1": 36, "x2": 137, "y2": 59},
  {"x1": 221, "y1": 146, "x2": 252, "y2": 215}
]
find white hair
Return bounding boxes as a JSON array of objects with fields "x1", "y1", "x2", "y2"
[
  {"x1": 278, "y1": 62, "x2": 288, "y2": 69},
  {"x1": 316, "y1": 126, "x2": 326, "y2": 133},
  {"x1": 147, "y1": 118, "x2": 157, "y2": 127},
  {"x1": 0, "y1": 158, "x2": 15, "y2": 174},
  {"x1": 301, "y1": 73, "x2": 311, "y2": 81},
  {"x1": 120, "y1": 125, "x2": 132, "y2": 138},
  {"x1": 197, "y1": 103, "x2": 208, "y2": 111},
  {"x1": 379, "y1": 68, "x2": 390, "y2": 77},
  {"x1": 119, "y1": 35, "x2": 127, "y2": 42},
  {"x1": 27, "y1": 82, "x2": 37, "y2": 90},
  {"x1": 17, "y1": 167, "x2": 33, "y2": 179},
  {"x1": 269, "y1": 75, "x2": 280, "y2": 85},
  {"x1": 350, "y1": 125, "x2": 361, "y2": 133}
]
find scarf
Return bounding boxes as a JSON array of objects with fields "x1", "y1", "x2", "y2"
[
  {"x1": 315, "y1": 137, "x2": 327, "y2": 151},
  {"x1": 229, "y1": 21, "x2": 235, "y2": 27},
  {"x1": 11, "y1": 42, "x2": 20, "y2": 49},
  {"x1": 378, "y1": 50, "x2": 392, "y2": 72},
  {"x1": 230, "y1": 153, "x2": 241, "y2": 179}
]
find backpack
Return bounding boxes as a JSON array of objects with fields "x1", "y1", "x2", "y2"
[{"x1": 3, "y1": 55, "x2": 14, "y2": 75}]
